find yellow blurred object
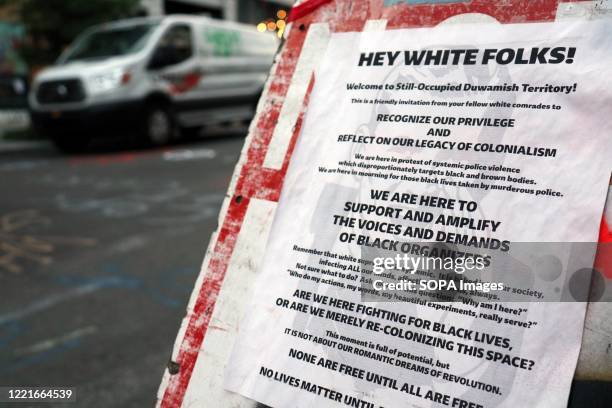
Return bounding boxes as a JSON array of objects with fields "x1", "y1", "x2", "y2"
[
  {"x1": 277, "y1": 20, "x2": 286, "y2": 29},
  {"x1": 277, "y1": 10, "x2": 287, "y2": 19},
  {"x1": 256, "y1": 22, "x2": 267, "y2": 32}
]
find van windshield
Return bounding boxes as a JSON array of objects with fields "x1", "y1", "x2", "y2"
[{"x1": 61, "y1": 22, "x2": 159, "y2": 63}]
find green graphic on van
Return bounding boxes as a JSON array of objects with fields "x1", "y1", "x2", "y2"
[{"x1": 205, "y1": 29, "x2": 241, "y2": 57}]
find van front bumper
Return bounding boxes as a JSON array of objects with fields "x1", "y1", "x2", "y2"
[{"x1": 30, "y1": 100, "x2": 142, "y2": 136}]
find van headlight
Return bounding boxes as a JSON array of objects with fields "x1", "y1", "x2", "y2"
[{"x1": 87, "y1": 68, "x2": 131, "y2": 94}]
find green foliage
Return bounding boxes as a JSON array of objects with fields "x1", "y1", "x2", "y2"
[{"x1": 19, "y1": 0, "x2": 141, "y2": 66}]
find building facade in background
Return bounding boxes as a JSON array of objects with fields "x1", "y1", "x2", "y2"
[{"x1": 142, "y1": 0, "x2": 293, "y2": 24}]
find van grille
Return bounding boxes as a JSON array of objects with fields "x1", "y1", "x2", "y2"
[{"x1": 36, "y1": 79, "x2": 85, "y2": 104}]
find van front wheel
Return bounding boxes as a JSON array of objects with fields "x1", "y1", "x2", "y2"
[{"x1": 140, "y1": 104, "x2": 174, "y2": 146}]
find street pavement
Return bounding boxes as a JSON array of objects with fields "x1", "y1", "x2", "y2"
[{"x1": 0, "y1": 131, "x2": 244, "y2": 407}]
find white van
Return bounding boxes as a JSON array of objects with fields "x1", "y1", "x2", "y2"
[{"x1": 29, "y1": 15, "x2": 278, "y2": 151}]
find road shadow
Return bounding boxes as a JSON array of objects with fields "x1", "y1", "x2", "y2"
[
  {"x1": 86, "y1": 124, "x2": 248, "y2": 155},
  {"x1": 0, "y1": 124, "x2": 249, "y2": 163}
]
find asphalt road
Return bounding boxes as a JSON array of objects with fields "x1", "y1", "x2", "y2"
[{"x1": 0, "y1": 132, "x2": 245, "y2": 407}]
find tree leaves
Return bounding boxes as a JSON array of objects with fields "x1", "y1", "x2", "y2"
[{"x1": 18, "y1": 0, "x2": 140, "y2": 66}]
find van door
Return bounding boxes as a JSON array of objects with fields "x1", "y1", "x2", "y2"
[
  {"x1": 147, "y1": 23, "x2": 201, "y2": 103},
  {"x1": 185, "y1": 24, "x2": 273, "y2": 125}
]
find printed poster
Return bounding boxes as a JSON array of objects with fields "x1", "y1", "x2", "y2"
[{"x1": 225, "y1": 20, "x2": 612, "y2": 408}]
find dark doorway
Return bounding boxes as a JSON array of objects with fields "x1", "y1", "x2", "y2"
[{"x1": 164, "y1": 0, "x2": 222, "y2": 18}]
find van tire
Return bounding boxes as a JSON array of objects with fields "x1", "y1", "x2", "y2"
[
  {"x1": 50, "y1": 134, "x2": 91, "y2": 153},
  {"x1": 140, "y1": 103, "x2": 174, "y2": 146}
]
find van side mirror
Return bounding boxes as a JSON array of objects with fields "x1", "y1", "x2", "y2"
[
  {"x1": 149, "y1": 46, "x2": 176, "y2": 70},
  {"x1": 150, "y1": 24, "x2": 193, "y2": 70}
]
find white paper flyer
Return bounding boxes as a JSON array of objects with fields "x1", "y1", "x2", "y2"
[{"x1": 224, "y1": 20, "x2": 612, "y2": 408}]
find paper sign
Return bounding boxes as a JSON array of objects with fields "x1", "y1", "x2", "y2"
[{"x1": 225, "y1": 21, "x2": 612, "y2": 408}]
